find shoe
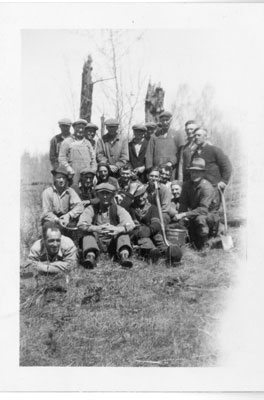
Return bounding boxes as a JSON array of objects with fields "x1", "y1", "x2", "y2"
[
  {"x1": 83, "y1": 253, "x2": 96, "y2": 269},
  {"x1": 149, "y1": 248, "x2": 161, "y2": 264},
  {"x1": 119, "y1": 252, "x2": 133, "y2": 268}
]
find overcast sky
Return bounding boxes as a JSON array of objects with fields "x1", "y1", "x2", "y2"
[{"x1": 21, "y1": 26, "x2": 259, "y2": 154}]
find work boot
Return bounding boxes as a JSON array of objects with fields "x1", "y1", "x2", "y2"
[
  {"x1": 166, "y1": 244, "x2": 182, "y2": 267},
  {"x1": 83, "y1": 252, "x2": 96, "y2": 269},
  {"x1": 149, "y1": 248, "x2": 161, "y2": 264},
  {"x1": 119, "y1": 250, "x2": 133, "y2": 269}
]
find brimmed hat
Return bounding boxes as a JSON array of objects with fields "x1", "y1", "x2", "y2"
[
  {"x1": 133, "y1": 184, "x2": 148, "y2": 198},
  {"x1": 186, "y1": 158, "x2": 206, "y2": 171},
  {"x1": 51, "y1": 165, "x2": 70, "y2": 178},
  {"x1": 58, "y1": 118, "x2": 72, "y2": 126},
  {"x1": 105, "y1": 118, "x2": 119, "y2": 126},
  {"x1": 132, "y1": 124, "x2": 147, "y2": 132},
  {"x1": 85, "y1": 122, "x2": 98, "y2": 131},
  {"x1": 72, "y1": 119, "x2": 87, "y2": 127},
  {"x1": 95, "y1": 183, "x2": 116, "y2": 193},
  {"x1": 80, "y1": 167, "x2": 96, "y2": 176},
  {"x1": 159, "y1": 111, "x2": 172, "y2": 119}
]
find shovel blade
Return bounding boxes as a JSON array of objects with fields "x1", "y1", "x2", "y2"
[{"x1": 220, "y1": 233, "x2": 234, "y2": 250}]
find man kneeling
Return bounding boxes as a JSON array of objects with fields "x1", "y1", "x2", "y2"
[
  {"x1": 130, "y1": 184, "x2": 182, "y2": 265},
  {"x1": 77, "y1": 183, "x2": 135, "y2": 269}
]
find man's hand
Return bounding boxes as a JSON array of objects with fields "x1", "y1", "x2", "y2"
[
  {"x1": 59, "y1": 214, "x2": 70, "y2": 227},
  {"x1": 174, "y1": 212, "x2": 187, "y2": 221},
  {"x1": 101, "y1": 224, "x2": 124, "y2": 237},
  {"x1": 109, "y1": 165, "x2": 118, "y2": 173},
  {"x1": 217, "y1": 181, "x2": 227, "y2": 191}
]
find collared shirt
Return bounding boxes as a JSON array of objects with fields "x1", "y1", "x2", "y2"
[
  {"x1": 41, "y1": 185, "x2": 84, "y2": 223},
  {"x1": 179, "y1": 178, "x2": 217, "y2": 219},
  {"x1": 27, "y1": 235, "x2": 77, "y2": 272}
]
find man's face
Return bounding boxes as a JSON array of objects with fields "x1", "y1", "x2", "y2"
[
  {"x1": 59, "y1": 124, "x2": 71, "y2": 136},
  {"x1": 194, "y1": 129, "x2": 207, "y2": 146},
  {"x1": 98, "y1": 166, "x2": 109, "y2": 181},
  {"x1": 44, "y1": 229, "x2": 61, "y2": 257},
  {"x1": 148, "y1": 170, "x2": 160, "y2": 186},
  {"x1": 81, "y1": 173, "x2": 94, "y2": 189},
  {"x1": 134, "y1": 191, "x2": 148, "y2": 208},
  {"x1": 74, "y1": 123, "x2": 86, "y2": 140},
  {"x1": 159, "y1": 116, "x2": 171, "y2": 131},
  {"x1": 133, "y1": 129, "x2": 145, "y2": 141},
  {"x1": 185, "y1": 123, "x2": 197, "y2": 140},
  {"x1": 86, "y1": 129, "x2": 96, "y2": 141},
  {"x1": 54, "y1": 173, "x2": 68, "y2": 190},
  {"x1": 106, "y1": 125, "x2": 118, "y2": 137},
  {"x1": 160, "y1": 168, "x2": 170, "y2": 184},
  {"x1": 146, "y1": 126, "x2": 155, "y2": 137},
  {"x1": 171, "y1": 184, "x2": 182, "y2": 199},
  {"x1": 120, "y1": 169, "x2": 131, "y2": 183},
  {"x1": 97, "y1": 190, "x2": 114, "y2": 207},
  {"x1": 190, "y1": 169, "x2": 203, "y2": 183}
]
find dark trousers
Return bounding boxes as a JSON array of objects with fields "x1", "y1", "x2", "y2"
[
  {"x1": 81, "y1": 232, "x2": 132, "y2": 258},
  {"x1": 187, "y1": 212, "x2": 220, "y2": 249}
]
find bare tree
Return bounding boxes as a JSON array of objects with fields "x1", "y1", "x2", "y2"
[{"x1": 145, "y1": 82, "x2": 165, "y2": 123}]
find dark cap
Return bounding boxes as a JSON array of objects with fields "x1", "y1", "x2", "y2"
[
  {"x1": 80, "y1": 167, "x2": 96, "y2": 176},
  {"x1": 51, "y1": 165, "x2": 70, "y2": 178}
]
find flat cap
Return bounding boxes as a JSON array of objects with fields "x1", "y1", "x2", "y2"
[
  {"x1": 72, "y1": 119, "x2": 87, "y2": 126},
  {"x1": 133, "y1": 184, "x2": 148, "y2": 198},
  {"x1": 171, "y1": 180, "x2": 182, "y2": 187},
  {"x1": 95, "y1": 182, "x2": 116, "y2": 193},
  {"x1": 51, "y1": 165, "x2": 70, "y2": 177},
  {"x1": 186, "y1": 158, "x2": 206, "y2": 171},
  {"x1": 85, "y1": 122, "x2": 98, "y2": 131},
  {"x1": 58, "y1": 118, "x2": 72, "y2": 126},
  {"x1": 159, "y1": 111, "x2": 172, "y2": 119},
  {"x1": 80, "y1": 167, "x2": 96, "y2": 176},
  {"x1": 105, "y1": 118, "x2": 119, "y2": 126},
  {"x1": 132, "y1": 124, "x2": 147, "y2": 132},
  {"x1": 145, "y1": 121, "x2": 157, "y2": 128}
]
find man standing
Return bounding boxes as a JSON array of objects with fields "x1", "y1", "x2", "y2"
[
  {"x1": 175, "y1": 158, "x2": 220, "y2": 250},
  {"x1": 84, "y1": 122, "x2": 99, "y2": 151},
  {"x1": 145, "y1": 111, "x2": 184, "y2": 179},
  {"x1": 59, "y1": 118, "x2": 96, "y2": 193},
  {"x1": 96, "y1": 118, "x2": 129, "y2": 178},
  {"x1": 77, "y1": 183, "x2": 135, "y2": 269},
  {"x1": 26, "y1": 222, "x2": 77, "y2": 275},
  {"x1": 41, "y1": 166, "x2": 84, "y2": 230},
  {"x1": 191, "y1": 127, "x2": 232, "y2": 207},
  {"x1": 49, "y1": 118, "x2": 72, "y2": 169},
  {"x1": 128, "y1": 124, "x2": 148, "y2": 182},
  {"x1": 177, "y1": 120, "x2": 198, "y2": 182}
]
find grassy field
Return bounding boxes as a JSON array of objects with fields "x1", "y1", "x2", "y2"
[{"x1": 20, "y1": 182, "x2": 245, "y2": 367}]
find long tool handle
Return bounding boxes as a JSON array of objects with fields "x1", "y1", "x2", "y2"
[
  {"x1": 219, "y1": 188, "x2": 228, "y2": 234},
  {"x1": 154, "y1": 181, "x2": 170, "y2": 247}
]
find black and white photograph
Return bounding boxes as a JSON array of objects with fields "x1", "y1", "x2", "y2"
[{"x1": 1, "y1": 2, "x2": 264, "y2": 393}]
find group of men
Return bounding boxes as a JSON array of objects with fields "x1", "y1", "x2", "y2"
[{"x1": 27, "y1": 111, "x2": 232, "y2": 278}]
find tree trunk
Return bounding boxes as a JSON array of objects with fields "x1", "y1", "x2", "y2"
[
  {"x1": 80, "y1": 55, "x2": 93, "y2": 122},
  {"x1": 145, "y1": 82, "x2": 165, "y2": 123}
]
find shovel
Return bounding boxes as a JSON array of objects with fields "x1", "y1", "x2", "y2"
[{"x1": 219, "y1": 188, "x2": 234, "y2": 250}]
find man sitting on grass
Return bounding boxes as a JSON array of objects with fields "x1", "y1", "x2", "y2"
[
  {"x1": 175, "y1": 158, "x2": 220, "y2": 250},
  {"x1": 77, "y1": 182, "x2": 135, "y2": 269},
  {"x1": 78, "y1": 167, "x2": 99, "y2": 207},
  {"x1": 26, "y1": 222, "x2": 77, "y2": 275},
  {"x1": 130, "y1": 184, "x2": 182, "y2": 265}
]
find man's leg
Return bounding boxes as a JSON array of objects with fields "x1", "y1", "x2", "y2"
[{"x1": 81, "y1": 233, "x2": 100, "y2": 268}]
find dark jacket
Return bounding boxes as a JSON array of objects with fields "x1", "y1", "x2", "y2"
[
  {"x1": 128, "y1": 138, "x2": 148, "y2": 169},
  {"x1": 49, "y1": 133, "x2": 69, "y2": 169},
  {"x1": 191, "y1": 143, "x2": 232, "y2": 186}
]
